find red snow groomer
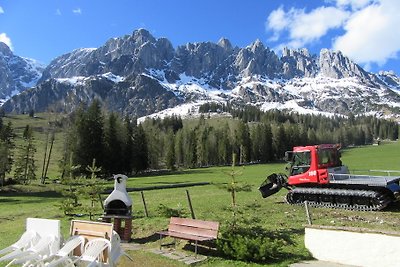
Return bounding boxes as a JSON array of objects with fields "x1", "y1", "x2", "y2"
[{"x1": 259, "y1": 144, "x2": 400, "y2": 211}]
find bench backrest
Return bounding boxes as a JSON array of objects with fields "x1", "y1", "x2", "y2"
[{"x1": 168, "y1": 217, "x2": 219, "y2": 239}]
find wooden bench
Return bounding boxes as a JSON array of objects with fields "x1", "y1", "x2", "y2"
[{"x1": 157, "y1": 217, "x2": 220, "y2": 255}]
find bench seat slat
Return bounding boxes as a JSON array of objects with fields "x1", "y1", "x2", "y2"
[
  {"x1": 168, "y1": 224, "x2": 218, "y2": 239},
  {"x1": 170, "y1": 217, "x2": 219, "y2": 231},
  {"x1": 158, "y1": 230, "x2": 214, "y2": 241}
]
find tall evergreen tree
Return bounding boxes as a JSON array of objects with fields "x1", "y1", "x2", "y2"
[
  {"x1": 14, "y1": 125, "x2": 36, "y2": 184},
  {"x1": 0, "y1": 121, "x2": 15, "y2": 186},
  {"x1": 0, "y1": 141, "x2": 10, "y2": 186},
  {"x1": 165, "y1": 129, "x2": 175, "y2": 170},
  {"x1": 174, "y1": 129, "x2": 184, "y2": 168},
  {"x1": 123, "y1": 116, "x2": 136, "y2": 174},
  {"x1": 182, "y1": 128, "x2": 197, "y2": 168},
  {"x1": 272, "y1": 125, "x2": 286, "y2": 159},
  {"x1": 216, "y1": 124, "x2": 232, "y2": 165},
  {"x1": 196, "y1": 124, "x2": 209, "y2": 167},
  {"x1": 236, "y1": 121, "x2": 251, "y2": 164},
  {"x1": 132, "y1": 124, "x2": 148, "y2": 173},
  {"x1": 74, "y1": 100, "x2": 104, "y2": 174},
  {"x1": 104, "y1": 112, "x2": 123, "y2": 174}
]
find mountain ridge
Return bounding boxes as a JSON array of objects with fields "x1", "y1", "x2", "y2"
[
  {"x1": 0, "y1": 42, "x2": 45, "y2": 103},
  {"x1": 2, "y1": 29, "x2": 400, "y2": 119}
]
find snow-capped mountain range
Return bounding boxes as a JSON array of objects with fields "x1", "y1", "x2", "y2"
[
  {"x1": 1, "y1": 28, "x2": 400, "y2": 119},
  {"x1": 0, "y1": 42, "x2": 45, "y2": 105}
]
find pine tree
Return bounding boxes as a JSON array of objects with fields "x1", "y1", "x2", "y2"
[
  {"x1": 216, "y1": 123, "x2": 232, "y2": 165},
  {"x1": 165, "y1": 129, "x2": 175, "y2": 170},
  {"x1": 0, "y1": 141, "x2": 10, "y2": 186},
  {"x1": 206, "y1": 128, "x2": 218, "y2": 165},
  {"x1": 196, "y1": 124, "x2": 209, "y2": 167},
  {"x1": 182, "y1": 128, "x2": 197, "y2": 168},
  {"x1": 104, "y1": 112, "x2": 123, "y2": 174},
  {"x1": 123, "y1": 116, "x2": 136, "y2": 174},
  {"x1": 0, "y1": 121, "x2": 15, "y2": 186},
  {"x1": 250, "y1": 125, "x2": 262, "y2": 162},
  {"x1": 74, "y1": 100, "x2": 104, "y2": 174},
  {"x1": 236, "y1": 121, "x2": 251, "y2": 164},
  {"x1": 14, "y1": 125, "x2": 37, "y2": 184},
  {"x1": 272, "y1": 125, "x2": 286, "y2": 159},
  {"x1": 174, "y1": 129, "x2": 184, "y2": 167},
  {"x1": 132, "y1": 124, "x2": 148, "y2": 173}
]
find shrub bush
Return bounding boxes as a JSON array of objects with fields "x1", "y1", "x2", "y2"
[
  {"x1": 217, "y1": 225, "x2": 285, "y2": 263},
  {"x1": 156, "y1": 203, "x2": 186, "y2": 217}
]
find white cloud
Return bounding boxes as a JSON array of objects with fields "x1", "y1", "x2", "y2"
[
  {"x1": 333, "y1": 0, "x2": 400, "y2": 65},
  {"x1": 266, "y1": 6, "x2": 349, "y2": 48},
  {"x1": 266, "y1": 7, "x2": 289, "y2": 31},
  {"x1": 267, "y1": 0, "x2": 400, "y2": 68},
  {"x1": 55, "y1": 9, "x2": 61, "y2": 16},
  {"x1": 72, "y1": 8, "x2": 82, "y2": 15},
  {"x1": 334, "y1": 0, "x2": 373, "y2": 10},
  {"x1": 0, "y1": 6, "x2": 4, "y2": 14},
  {"x1": 0, "y1": 33, "x2": 13, "y2": 50},
  {"x1": 290, "y1": 7, "x2": 349, "y2": 45}
]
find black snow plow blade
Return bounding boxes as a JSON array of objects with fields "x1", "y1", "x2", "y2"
[{"x1": 259, "y1": 173, "x2": 288, "y2": 198}]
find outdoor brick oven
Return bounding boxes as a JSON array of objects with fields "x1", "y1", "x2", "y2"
[{"x1": 102, "y1": 174, "x2": 132, "y2": 242}]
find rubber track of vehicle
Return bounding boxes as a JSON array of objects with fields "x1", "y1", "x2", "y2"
[{"x1": 285, "y1": 187, "x2": 393, "y2": 211}]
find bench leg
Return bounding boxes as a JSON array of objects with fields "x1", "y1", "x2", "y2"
[
  {"x1": 195, "y1": 240, "x2": 198, "y2": 257},
  {"x1": 159, "y1": 234, "x2": 163, "y2": 250}
]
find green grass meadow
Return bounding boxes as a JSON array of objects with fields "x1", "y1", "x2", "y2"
[{"x1": 1, "y1": 114, "x2": 400, "y2": 266}]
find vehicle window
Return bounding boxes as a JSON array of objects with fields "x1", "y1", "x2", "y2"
[
  {"x1": 318, "y1": 148, "x2": 338, "y2": 167},
  {"x1": 290, "y1": 151, "x2": 311, "y2": 175}
]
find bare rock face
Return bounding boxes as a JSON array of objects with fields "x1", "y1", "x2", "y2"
[
  {"x1": 281, "y1": 47, "x2": 318, "y2": 78},
  {"x1": 0, "y1": 42, "x2": 44, "y2": 99},
  {"x1": 233, "y1": 40, "x2": 281, "y2": 78},
  {"x1": 40, "y1": 29, "x2": 175, "y2": 81},
  {"x1": 319, "y1": 49, "x2": 370, "y2": 80}
]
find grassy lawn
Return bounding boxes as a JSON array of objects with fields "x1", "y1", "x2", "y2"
[
  {"x1": 1, "y1": 113, "x2": 400, "y2": 266},
  {"x1": 0, "y1": 163, "x2": 311, "y2": 267}
]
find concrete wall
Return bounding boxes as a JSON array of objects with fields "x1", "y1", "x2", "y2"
[{"x1": 305, "y1": 226, "x2": 400, "y2": 267}]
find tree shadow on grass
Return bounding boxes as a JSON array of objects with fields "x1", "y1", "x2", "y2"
[
  {"x1": 143, "y1": 181, "x2": 192, "y2": 185},
  {"x1": 0, "y1": 198, "x2": 21, "y2": 203},
  {"x1": 132, "y1": 169, "x2": 214, "y2": 179},
  {"x1": 0, "y1": 190, "x2": 62, "y2": 198},
  {"x1": 131, "y1": 233, "x2": 161, "y2": 244}
]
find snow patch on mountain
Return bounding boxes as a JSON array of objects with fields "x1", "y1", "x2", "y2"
[
  {"x1": 20, "y1": 57, "x2": 46, "y2": 87},
  {"x1": 260, "y1": 99, "x2": 336, "y2": 117},
  {"x1": 56, "y1": 72, "x2": 125, "y2": 86},
  {"x1": 137, "y1": 101, "x2": 208, "y2": 123},
  {"x1": 146, "y1": 69, "x2": 232, "y2": 101},
  {"x1": 101, "y1": 72, "x2": 125, "y2": 83},
  {"x1": 56, "y1": 76, "x2": 87, "y2": 86}
]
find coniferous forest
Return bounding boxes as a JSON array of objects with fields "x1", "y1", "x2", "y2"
[
  {"x1": 59, "y1": 101, "x2": 399, "y2": 176},
  {"x1": 0, "y1": 100, "x2": 399, "y2": 181}
]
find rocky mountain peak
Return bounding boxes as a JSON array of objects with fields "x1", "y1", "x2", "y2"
[
  {"x1": 132, "y1": 28, "x2": 156, "y2": 45},
  {"x1": 0, "y1": 43, "x2": 44, "y2": 99},
  {"x1": 217, "y1": 37, "x2": 233, "y2": 51},
  {"x1": 249, "y1": 39, "x2": 265, "y2": 54},
  {"x1": 319, "y1": 49, "x2": 370, "y2": 80},
  {"x1": 0, "y1": 42, "x2": 13, "y2": 57},
  {"x1": 378, "y1": 70, "x2": 400, "y2": 89},
  {"x1": 281, "y1": 47, "x2": 317, "y2": 78}
]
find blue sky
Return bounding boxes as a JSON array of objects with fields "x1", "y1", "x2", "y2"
[{"x1": 0, "y1": 0, "x2": 399, "y2": 75}]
